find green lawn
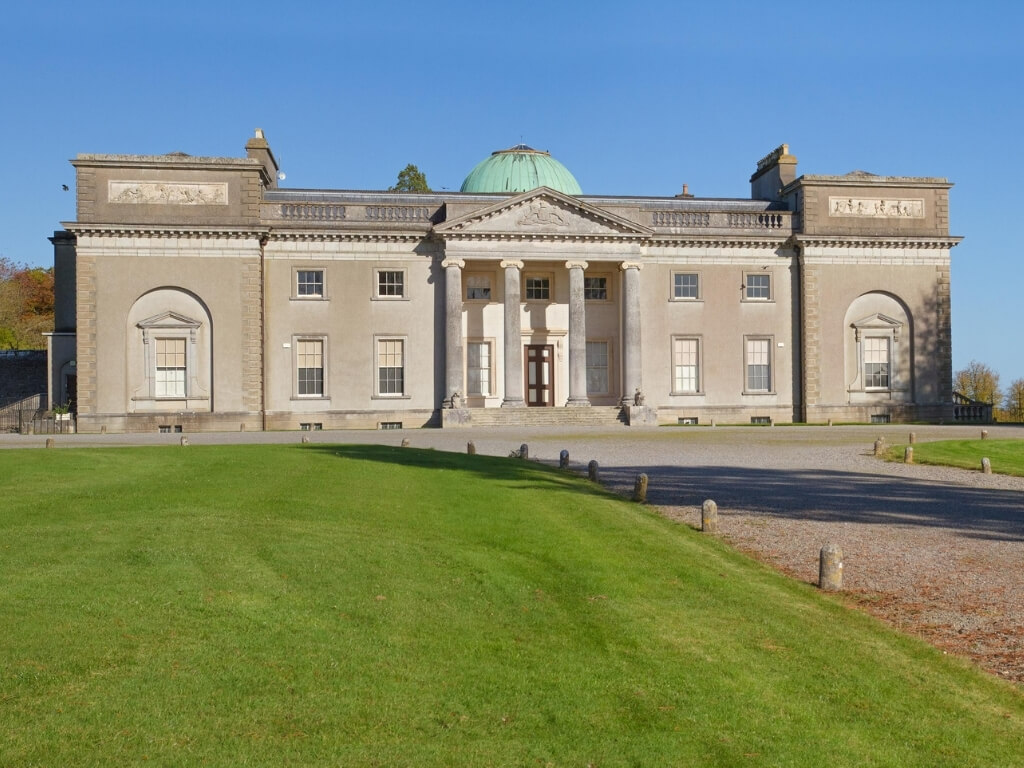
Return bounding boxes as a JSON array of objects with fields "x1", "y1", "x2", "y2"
[
  {"x1": 1, "y1": 444, "x2": 1022, "y2": 767},
  {"x1": 888, "y1": 438, "x2": 1024, "y2": 476}
]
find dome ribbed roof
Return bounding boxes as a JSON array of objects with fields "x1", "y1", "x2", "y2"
[{"x1": 460, "y1": 144, "x2": 582, "y2": 195}]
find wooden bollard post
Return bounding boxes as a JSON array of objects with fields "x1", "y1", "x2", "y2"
[
  {"x1": 981, "y1": 457, "x2": 992, "y2": 474},
  {"x1": 819, "y1": 544, "x2": 844, "y2": 591},
  {"x1": 904, "y1": 446, "x2": 913, "y2": 464},
  {"x1": 467, "y1": 441, "x2": 476, "y2": 455},
  {"x1": 633, "y1": 473, "x2": 648, "y2": 503},
  {"x1": 301, "y1": 435, "x2": 310, "y2": 444},
  {"x1": 559, "y1": 449, "x2": 569, "y2": 469},
  {"x1": 520, "y1": 443, "x2": 529, "y2": 460},
  {"x1": 701, "y1": 499, "x2": 718, "y2": 533},
  {"x1": 45, "y1": 438, "x2": 55, "y2": 449},
  {"x1": 874, "y1": 439, "x2": 885, "y2": 457},
  {"x1": 588, "y1": 460, "x2": 599, "y2": 482},
  {"x1": 401, "y1": 438, "x2": 410, "y2": 447},
  {"x1": 180, "y1": 436, "x2": 189, "y2": 446},
  {"x1": 981, "y1": 429, "x2": 989, "y2": 440}
]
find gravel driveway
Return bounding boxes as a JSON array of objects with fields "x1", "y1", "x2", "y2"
[{"x1": 5, "y1": 423, "x2": 1023, "y2": 682}]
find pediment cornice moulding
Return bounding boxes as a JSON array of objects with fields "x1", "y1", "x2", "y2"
[
  {"x1": 794, "y1": 235, "x2": 963, "y2": 250},
  {"x1": 63, "y1": 224, "x2": 269, "y2": 240}
]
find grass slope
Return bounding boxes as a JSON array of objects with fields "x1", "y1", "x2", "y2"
[
  {"x1": 888, "y1": 438, "x2": 1024, "y2": 476},
  {"x1": 1, "y1": 444, "x2": 1022, "y2": 767}
]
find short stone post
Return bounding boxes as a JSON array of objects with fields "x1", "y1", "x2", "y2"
[
  {"x1": 701, "y1": 499, "x2": 718, "y2": 533},
  {"x1": 981, "y1": 429, "x2": 989, "y2": 440},
  {"x1": 827, "y1": 418, "x2": 833, "y2": 427},
  {"x1": 45, "y1": 438, "x2": 54, "y2": 449},
  {"x1": 633, "y1": 473, "x2": 648, "y2": 503},
  {"x1": 520, "y1": 443, "x2": 529, "y2": 460},
  {"x1": 240, "y1": 423, "x2": 246, "y2": 432},
  {"x1": 301, "y1": 435, "x2": 310, "y2": 444},
  {"x1": 100, "y1": 425, "x2": 106, "y2": 434},
  {"x1": 588, "y1": 460, "x2": 599, "y2": 482},
  {"x1": 873, "y1": 439, "x2": 885, "y2": 457},
  {"x1": 401, "y1": 438, "x2": 410, "y2": 447},
  {"x1": 559, "y1": 449, "x2": 569, "y2": 469},
  {"x1": 981, "y1": 457, "x2": 992, "y2": 474},
  {"x1": 180, "y1": 436, "x2": 189, "y2": 446},
  {"x1": 710, "y1": 418, "x2": 716, "y2": 428},
  {"x1": 908, "y1": 432, "x2": 916, "y2": 445},
  {"x1": 904, "y1": 446, "x2": 913, "y2": 464},
  {"x1": 467, "y1": 441, "x2": 476, "y2": 455},
  {"x1": 819, "y1": 544, "x2": 844, "y2": 591}
]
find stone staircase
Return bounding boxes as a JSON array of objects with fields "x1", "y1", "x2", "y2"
[{"x1": 455, "y1": 406, "x2": 628, "y2": 428}]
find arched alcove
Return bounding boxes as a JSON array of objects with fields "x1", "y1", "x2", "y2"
[{"x1": 843, "y1": 292, "x2": 913, "y2": 404}]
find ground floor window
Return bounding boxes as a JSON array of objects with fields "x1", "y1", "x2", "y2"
[
  {"x1": 297, "y1": 339, "x2": 324, "y2": 396},
  {"x1": 377, "y1": 339, "x2": 405, "y2": 395},
  {"x1": 864, "y1": 337, "x2": 890, "y2": 389},
  {"x1": 467, "y1": 341, "x2": 492, "y2": 396},
  {"x1": 586, "y1": 341, "x2": 609, "y2": 394},
  {"x1": 745, "y1": 337, "x2": 772, "y2": 392},
  {"x1": 672, "y1": 337, "x2": 700, "y2": 393},
  {"x1": 155, "y1": 338, "x2": 186, "y2": 397}
]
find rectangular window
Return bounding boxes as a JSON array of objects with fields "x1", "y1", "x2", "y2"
[
  {"x1": 377, "y1": 339, "x2": 405, "y2": 395},
  {"x1": 155, "y1": 338, "x2": 186, "y2": 397},
  {"x1": 525, "y1": 276, "x2": 550, "y2": 301},
  {"x1": 466, "y1": 275, "x2": 491, "y2": 300},
  {"x1": 746, "y1": 338, "x2": 772, "y2": 392},
  {"x1": 745, "y1": 273, "x2": 771, "y2": 300},
  {"x1": 672, "y1": 337, "x2": 700, "y2": 393},
  {"x1": 586, "y1": 341, "x2": 609, "y2": 394},
  {"x1": 864, "y1": 337, "x2": 890, "y2": 388},
  {"x1": 673, "y1": 273, "x2": 699, "y2": 300},
  {"x1": 377, "y1": 270, "x2": 405, "y2": 297},
  {"x1": 467, "y1": 341, "x2": 492, "y2": 396},
  {"x1": 584, "y1": 277, "x2": 607, "y2": 301},
  {"x1": 297, "y1": 339, "x2": 324, "y2": 396},
  {"x1": 297, "y1": 269, "x2": 324, "y2": 297}
]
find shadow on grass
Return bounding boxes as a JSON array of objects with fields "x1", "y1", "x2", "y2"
[
  {"x1": 596, "y1": 463, "x2": 1024, "y2": 542},
  {"x1": 302, "y1": 443, "x2": 612, "y2": 499}
]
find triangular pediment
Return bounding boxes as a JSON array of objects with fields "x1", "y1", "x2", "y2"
[
  {"x1": 851, "y1": 312, "x2": 902, "y2": 331},
  {"x1": 435, "y1": 187, "x2": 651, "y2": 239},
  {"x1": 137, "y1": 311, "x2": 202, "y2": 330}
]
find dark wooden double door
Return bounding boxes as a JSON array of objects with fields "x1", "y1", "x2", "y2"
[{"x1": 525, "y1": 344, "x2": 553, "y2": 407}]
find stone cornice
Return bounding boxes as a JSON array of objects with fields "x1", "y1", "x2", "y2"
[
  {"x1": 72, "y1": 154, "x2": 261, "y2": 172},
  {"x1": 62, "y1": 223, "x2": 268, "y2": 239},
  {"x1": 268, "y1": 229, "x2": 427, "y2": 244},
  {"x1": 794, "y1": 235, "x2": 963, "y2": 249}
]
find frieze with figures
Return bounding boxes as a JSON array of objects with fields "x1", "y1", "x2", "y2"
[
  {"x1": 828, "y1": 197, "x2": 924, "y2": 218},
  {"x1": 109, "y1": 181, "x2": 228, "y2": 205}
]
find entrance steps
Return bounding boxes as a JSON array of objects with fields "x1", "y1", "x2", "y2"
[{"x1": 448, "y1": 406, "x2": 628, "y2": 428}]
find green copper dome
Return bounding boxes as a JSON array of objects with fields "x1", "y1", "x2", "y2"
[{"x1": 460, "y1": 144, "x2": 582, "y2": 195}]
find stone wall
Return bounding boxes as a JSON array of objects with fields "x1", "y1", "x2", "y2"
[{"x1": 0, "y1": 351, "x2": 48, "y2": 403}]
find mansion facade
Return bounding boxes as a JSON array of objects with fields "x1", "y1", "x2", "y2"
[{"x1": 46, "y1": 131, "x2": 960, "y2": 432}]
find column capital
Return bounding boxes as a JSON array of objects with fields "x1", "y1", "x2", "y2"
[
  {"x1": 441, "y1": 258, "x2": 465, "y2": 269},
  {"x1": 620, "y1": 261, "x2": 643, "y2": 271},
  {"x1": 565, "y1": 260, "x2": 589, "y2": 271},
  {"x1": 499, "y1": 259, "x2": 524, "y2": 270}
]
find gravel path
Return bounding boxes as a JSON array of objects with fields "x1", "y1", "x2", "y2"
[{"x1": 5, "y1": 423, "x2": 1023, "y2": 682}]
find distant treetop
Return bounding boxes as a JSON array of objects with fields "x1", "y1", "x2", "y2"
[{"x1": 389, "y1": 164, "x2": 431, "y2": 193}]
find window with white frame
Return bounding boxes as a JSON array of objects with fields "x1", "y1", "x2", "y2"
[
  {"x1": 377, "y1": 339, "x2": 405, "y2": 395},
  {"x1": 466, "y1": 275, "x2": 491, "y2": 301},
  {"x1": 155, "y1": 338, "x2": 186, "y2": 397},
  {"x1": 673, "y1": 273, "x2": 699, "y2": 300},
  {"x1": 744, "y1": 273, "x2": 771, "y2": 300},
  {"x1": 745, "y1": 337, "x2": 772, "y2": 392},
  {"x1": 586, "y1": 341, "x2": 609, "y2": 394},
  {"x1": 296, "y1": 339, "x2": 324, "y2": 396},
  {"x1": 584, "y1": 277, "x2": 608, "y2": 301},
  {"x1": 466, "y1": 341, "x2": 492, "y2": 396},
  {"x1": 376, "y1": 270, "x2": 405, "y2": 298},
  {"x1": 672, "y1": 337, "x2": 700, "y2": 393},
  {"x1": 525, "y1": 276, "x2": 550, "y2": 301},
  {"x1": 864, "y1": 337, "x2": 890, "y2": 389},
  {"x1": 296, "y1": 269, "x2": 324, "y2": 298}
]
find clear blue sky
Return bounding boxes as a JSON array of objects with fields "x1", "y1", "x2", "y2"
[{"x1": 3, "y1": 1, "x2": 1022, "y2": 383}]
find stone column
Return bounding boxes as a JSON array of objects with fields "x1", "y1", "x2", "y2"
[
  {"x1": 501, "y1": 260, "x2": 526, "y2": 407},
  {"x1": 442, "y1": 258, "x2": 465, "y2": 404},
  {"x1": 620, "y1": 261, "x2": 643, "y2": 406},
  {"x1": 566, "y1": 260, "x2": 590, "y2": 406}
]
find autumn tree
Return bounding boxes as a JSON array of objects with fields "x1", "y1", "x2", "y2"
[
  {"x1": 0, "y1": 257, "x2": 54, "y2": 350},
  {"x1": 388, "y1": 164, "x2": 431, "y2": 193},
  {"x1": 953, "y1": 360, "x2": 1003, "y2": 408},
  {"x1": 1004, "y1": 378, "x2": 1024, "y2": 423}
]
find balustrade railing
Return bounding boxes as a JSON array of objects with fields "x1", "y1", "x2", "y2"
[
  {"x1": 280, "y1": 204, "x2": 347, "y2": 221},
  {"x1": 650, "y1": 209, "x2": 791, "y2": 232}
]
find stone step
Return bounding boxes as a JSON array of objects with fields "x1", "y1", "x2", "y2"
[{"x1": 461, "y1": 406, "x2": 627, "y2": 428}]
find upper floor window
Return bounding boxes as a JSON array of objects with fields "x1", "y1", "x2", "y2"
[
  {"x1": 525, "y1": 276, "x2": 550, "y2": 301},
  {"x1": 296, "y1": 270, "x2": 324, "y2": 298},
  {"x1": 584, "y1": 277, "x2": 608, "y2": 301},
  {"x1": 744, "y1": 273, "x2": 771, "y2": 301},
  {"x1": 466, "y1": 275, "x2": 491, "y2": 301},
  {"x1": 377, "y1": 270, "x2": 405, "y2": 298},
  {"x1": 673, "y1": 273, "x2": 699, "y2": 300}
]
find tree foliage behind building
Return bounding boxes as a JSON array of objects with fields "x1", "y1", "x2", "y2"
[
  {"x1": 0, "y1": 257, "x2": 54, "y2": 350},
  {"x1": 388, "y1": 164, "x2": 431, "y2": 193}
]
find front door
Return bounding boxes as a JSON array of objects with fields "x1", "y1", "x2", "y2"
[{"x1": 525, "y1": 345, "x2": 554, "y2": 407}]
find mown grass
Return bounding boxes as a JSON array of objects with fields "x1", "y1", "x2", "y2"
[
  {"x1": 886, "y1": 438, "x2": 1024, "y2": 476},
  {"x1": 1, "y1": 444, "x2": 1022, "y2": 767}
]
